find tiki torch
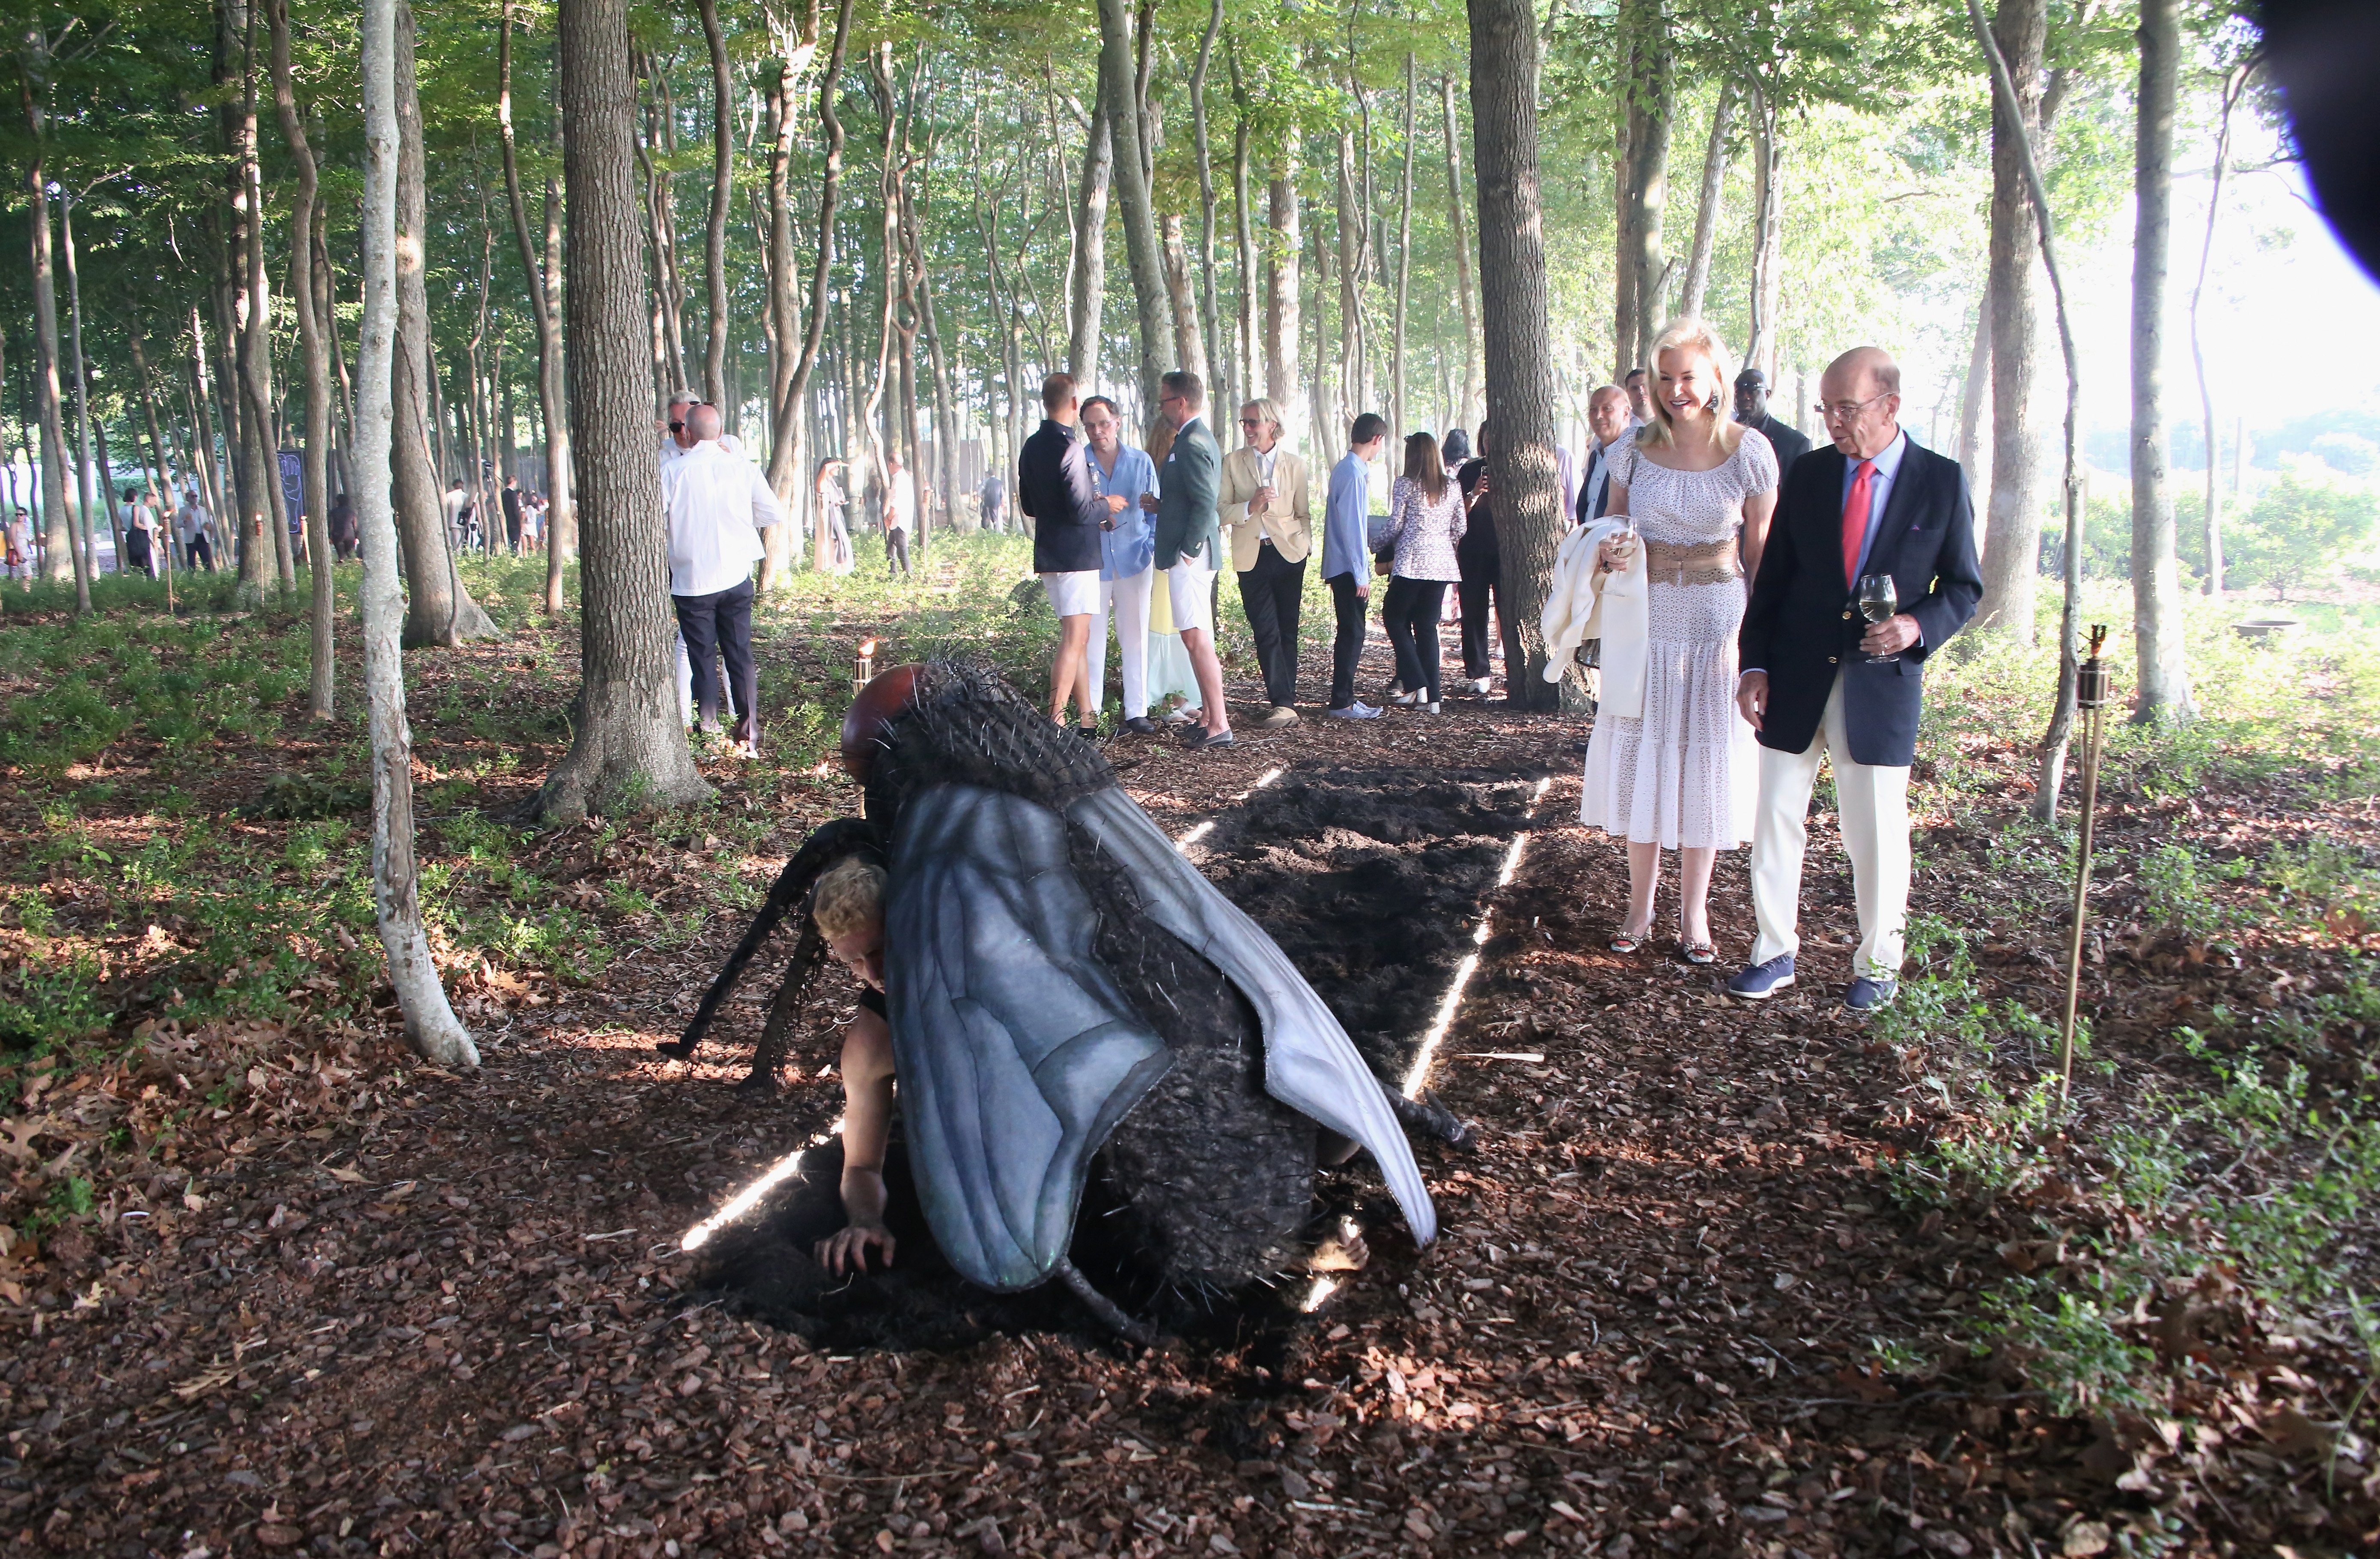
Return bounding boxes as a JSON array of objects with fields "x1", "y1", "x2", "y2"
[
  {"x1": 2056, "y1": 624, "x2": 2112, "y2": 1105},
  {"x1": 852, "y1": 639, "x2": 878, "y2": 697}
]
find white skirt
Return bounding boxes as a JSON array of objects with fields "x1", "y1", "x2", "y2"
[{"x1": 1579, "y1": 578, "x2": 1757, "y2": 850}]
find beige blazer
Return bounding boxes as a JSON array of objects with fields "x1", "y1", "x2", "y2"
[{"x1": 1218, "y1": 444, "x2": 1313, "y2": 571}]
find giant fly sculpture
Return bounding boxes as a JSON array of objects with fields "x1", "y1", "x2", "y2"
[{"x1": 669, "y1": 660, "x2": 1463, "y2": 1341}]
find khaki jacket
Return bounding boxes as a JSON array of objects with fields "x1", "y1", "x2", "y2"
[{"x1": 1218, "y1": 444, "x2": 1313, "y2": 571}]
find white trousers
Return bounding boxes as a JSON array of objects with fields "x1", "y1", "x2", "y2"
[
  {"x1": 1088, "y1": 566, "x2": 1155, "y2": 718},
  {"x1": 1749, "y1": 672, "x2": 1911, "y2": 979}
]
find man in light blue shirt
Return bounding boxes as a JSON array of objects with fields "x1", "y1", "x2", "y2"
[
  {"x1": 1080, "y1": 396, "x2": 1163, "y2": 734},
  {"x1": 1321, "y1": 412, "x2": 1388, "y2": 718}
]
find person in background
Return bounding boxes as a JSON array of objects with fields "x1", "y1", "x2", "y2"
[
  {"x1": 1219, "y1": 398, "x2": 1312, "y2": 729},
  {"x1": 1149, "y1": 370, "x2": 1232, "y2": 750},
  {"x1": 182, "y1": 490, "x2": 216, "y2": 572},
  {"x1": 816, "y1": 458, "x2": 854, "y2": 574},
  {"x1": 662, "y1": 403, "x2": 780, "y2": 759},
  {"x1": 1018, "y1": 372, "x2": 1108, "y2": 738},
  {"x1": 5, "y1": 506, "x2": 29, "y2": 584},
  {"x1": 1582, "y1": 318, "x2": 1778, "y2": 967},
  {"x1": 124, "y1": 488, "x2": 157, "y2": 578},
  {"x1": 1623, "y1": 367, "x2": 1655, "y2": 427},
  {"x1": 501, "y1": 476, "x2": 524, "y2": 556},
  {"x1": 441, "y1": 479, "x2": 471, "y2": 550},
  {"x1": 1080, "y1": 395, "x2": 1162, "y2": 735},
  {"x1": 979, "y1": 468, "x2": 1007, "y2": 533},
  {"x1": 1321, "y1": 413, "x2": 1388, "y2": 720},
  {"x1": 1453, "y1": 423, "x2": 1502, "y2": 698},
  {"x1": 328, "y1": 493, "x2": 357, "y2": 559},
  {"x1": 1379, "y1": 431, "x2": 1466, "y2": 715},
  {"x1": 659, "y1": 389, "x2": 700, "y2": 466},
  {"x1": 883, "y1": 452, "x2": 915, "y2": 578},
  {"x1": 1733, "y1": 368, "x2": 1813, "y2": 469},
  {"x1": 1575, "y1": 384, "x2": 1633, "y2": 525},
  {"x1": 1440, "y1": 428, "x2": 1471, "y2": 467}
]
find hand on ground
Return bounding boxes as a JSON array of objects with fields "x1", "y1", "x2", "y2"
[{"x1": 814, "y1": 1222, "x2": 897, "y2": 1276}]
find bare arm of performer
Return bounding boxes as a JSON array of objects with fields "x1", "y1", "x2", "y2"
[{"x1": 815, "y1": 876, "x2": 899, "y2": 1275}]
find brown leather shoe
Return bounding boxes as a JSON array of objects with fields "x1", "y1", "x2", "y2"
[{"x1": 1257, "y1": 705, "x2": 1299, "y2": 729}]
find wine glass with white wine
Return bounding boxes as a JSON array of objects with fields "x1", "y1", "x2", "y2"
[{"x1": 1856, "y1": 573, "x2": 1898, "y2": 663}]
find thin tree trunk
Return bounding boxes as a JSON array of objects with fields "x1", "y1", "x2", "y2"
[
  {"x1": 1470, "y1": 0, "x2": 1564, "y2": 712},
  {"x1": 238, "y1": 9, "x2": 298, "y2": 594},
  {"x1": 2129, "y1": 0, "x2": 2191, "y2": 721},
  {"x1": 1975, "y1": 0, "x2": 2049, "y2": 644},
  {"x1": 1394, "y1": 53, "x2": 1415, "y2": 441},
  {"x1": 187, "y1": 310, "x2": 229, "y2": 536},
  {"x1": 537, "y1": 0, "x2": 711, "y2": 823},
  {"x1": 1264, "y1": 158, "x2": 1303, "y2": 445},
  {"x1": 697, "y1": 0, "x2": 733, "y2": 406},
  {"x1": 1614, "y1": 0, "x2": 1673, "y2": 375},
  {"x1": 1677, "y1": 78, "x2": 1734, "y2": 321},
  {"x1": 357, "y1": 0, "x2": 478, "y2": 1069},
  {"x1": 20, "y1": 65, "x2": 80, "y2": 602},
  {"x1": 770, "y1": 0, "x2": 854, "y2": 571},
  {"x1": 127, "y1": 322, "x2": 177, "y2": 523},
  {"x1": 1228, "y1": 48, "x2": 1256, "y2": 403},
  {"x1": 61, "y1": 196, "x2": 109, "y2": 586},
  {"x1": 500, "y1": 2, "x2": 577, "y2": 613},
  {"x1": 1191, "y1": 0, "x2": 1227, "y2": 414},
  {"x1": 1161, "y1": 213, "x2": 1207, "y2": 381},
  {"x1": 1744, "y1": 83, "x2": 1784, "y2": 380},
  {"x1": 269, "y1": 0, "x2": 334, "y2": 717},
  {"x1": 1336, "y1": 128, "x2": 1363, "y2": 429},
  {"x1": 393, "y1": 0, "x2": 499, "y2": 646},
  {"x1": 1956, "y1": 302, "x2": 1992, "y2": 500},
  {"x1": 1439, "y1": 76, "x2": 1479, "y2": 429},
  {"x1": 2190, "y1": 62, "x2": 2247, "y2": 597},
  {"x1": 1096, "y1": 0, "x2": 1170, "y2": 427},
  {"x1": 1066, "y1": 80, "x2": 1113, "y2": 384}
]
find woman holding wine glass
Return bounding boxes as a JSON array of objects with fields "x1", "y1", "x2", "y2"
[{"x1": 1580, "y1": 318, "x2": 1780, "y2": 963}]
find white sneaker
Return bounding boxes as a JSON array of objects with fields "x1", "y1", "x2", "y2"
[
  {"x1": 1472, "y1": 678, "x2": 1492, "y2": 695},
  {"x1": 1424, "y1": 700, "x2": 1442, "y2": 715}
]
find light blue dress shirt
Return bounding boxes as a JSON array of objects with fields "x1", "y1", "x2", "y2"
[
  {"x1": 1839, "y1": 429, "x2": 1909, "y2": 584},
  {"x1": 1087, "y1": 442, "x2": 1159, "y2": 581},
  {"x1": 1322, "y1": 451, "x2": 1372, "y2": 581}
]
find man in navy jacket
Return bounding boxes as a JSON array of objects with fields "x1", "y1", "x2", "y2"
[
  {"x1": 1730, "y1": 347, "x2": 1982, "y2": 1012},
  {"x1": 1018, "y1": 372, "x2": 1112, "y2": 734}
]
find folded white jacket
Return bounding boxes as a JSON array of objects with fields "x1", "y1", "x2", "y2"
[{"x1": 1537, "y1": 519, "x2": 1648, "y2": 718}]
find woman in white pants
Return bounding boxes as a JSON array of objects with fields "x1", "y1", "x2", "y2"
[{"x1": 1079, "y1": 397, "x2": 1163, "y2": 734}]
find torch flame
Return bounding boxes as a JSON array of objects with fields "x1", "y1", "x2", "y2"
[{"x1": 857, "y1": 639, "x2": 879, "y2": 658}]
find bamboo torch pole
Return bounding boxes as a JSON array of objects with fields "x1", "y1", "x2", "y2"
[{"x1": 2057, "y1": 624, "x2": 2112, "y2": 1106}]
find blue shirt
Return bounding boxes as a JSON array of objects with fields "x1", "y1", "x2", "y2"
[
  {"x1": 1322, "y1": 451, "x2": 1373, "y2": 581},
  {"x1": 1087, "y1": 442, "x2": 1158, "y2": 581},
  {"x1": 1839, "y1": 429, "x2": 1909, "y2": 583}
]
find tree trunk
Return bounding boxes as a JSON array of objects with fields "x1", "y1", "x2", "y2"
[
  {"x1": 1955, "y1": 302, "x2": 1992, "y2": 502},
  {"x1": 769, "y1": 0, "x2": 853, "y2": 570},
  {"x1": 1228, "y1": 47, "x2": 1256, "y2": 403},
  {"x1": 1744, "y1": 83, "x2": 1784, "y2": 380},
  {"x1": 1439, "y1": 76, "x2": 1480, "y2": 429},
  {"x1": 1161, "y1": 212, "x2": 1208, "y2": 381},
  {"x1": 187, "y1": 309, "x2": 230, "y2": 539},
  {"x1": 1264, "y1": 159, "x2": 1304, "y2": 445},
  {"x1": 536, "y1": 0, "x2": 711, "y2": 823},
  {"x1": 269, "y1": 0, "x2": 334, "y2": 717},
  {"x1": 2190, "y1": 62, "x2": 2247, "y2": 597},
  {"x1": 235, "y1": 11, "x2": 298, "y2": 595},
  {"x1": 1096, "y1": 0, "x2": 1171, "y2": 426},
  {"x1": 1394, "y1": 54, "x2": 1415, "y2": 440},
  {"x1": 1191, "y1": 0, "x2": 1227, "y2": 414},
  {"x1": 697, "y1": 0, "x2": 732, "y2": 406},
  {"x1": 2128, "y1": 0, "x2": 2190, "y2": 722},
  {"x1": 1614, "y1": 0, "x2": 1673, "y2": 375},
  {"x1": 60, "y1": 197, "x2": 109, "y2": 588},
  {"x1": 356, "y1": 0, "x2": 478, "y2": 1069},
  {"x1": 19, "y1": 68, "x2": 80, "y2": 602},
  {"x1": 1469, "y1": 0, "x2": 1564, "y2": 713},
  {"x1": 1336, "y1": 128, "x2": 1364, "y2": 426},
  {"x1": 1676, "y1": 78, "x2": 1734, "y2": 321},
  {"x1": 1975, "y1": 0, "x2": 2049, "y2": 644},
  {"x1": 127, "y1": 322, "x2": 178, "y2": 527},
  {"x1": 500, "y1": 3, "x2": 577, "y2": 614},
  {"x1": 1066, "y1": 80, "x2": 1113, "y2": 385},
  {"x1": 390, "y1": 0, "x2": 498, "y2": 645}
]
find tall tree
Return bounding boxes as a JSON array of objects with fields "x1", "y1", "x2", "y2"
[
  {"x1": 769, "y1": 0, "x2": 854, "y2": 575},
  {"x1": 236, "y1": 8, "x2": 297, "y2": 594},
  {"x1": 535, "y1": 0, "x2": 711, "y2": 822},
  {"x1": 2128, "y1": 0, "x2": 2191, "y2": 721},
  {"x1": 1263, "y1": 150, "x2": 1302, "y2": 444},
  {"x1": 60, "y1": 192, "x2": 102, "y2": 592},
  {"x1": 357, "y1": 0, "x2": 478, "y2": 1069},
  {"x1": 1065, "y1": 76, "x2": 1112, "y2": 384},
  {"x1": 1743, "y1": 82, "x2": 1784, "y2": 378},
  {"x1": 1393, "y1": 52, "x2": 1416, "y2": 440},
  {"x1": 1439, "y1": 75, "x2": 1479, "y2": 429},
  {"x1": 17, "y1": 34, "x2": 77, "y2": 602},
  {"x1": 1974, "y1": 0, "x2": 2049, "y2": 642},
  {"x1": 2189, "y1": 60, "x2": 2249, "y2": 597},
  {"x1": 1676, "y1": 80, "x2": 1734, "y2": 321},
  {"x1": 499, "y1": 2, "x2": 576, "y2": 614},
  {"x1": 1095, "y1": 0, "x2": 1171, "y2": 421},
  {"x1": 1469, "y1": 0, "x2": 1563, "y2": 712},
  {"x1": 1191, "y1": 0, "x2": 1227, "y2": 415},
  {"x1": 268, "y1": 0, "x2": 334, "y2": 720},
  {"x1": 1613, "y1": 0, "x2": 1674, "y2": 376},
  {"x1": 697, "y1": 0, "x2": 733, "y2": 408}
]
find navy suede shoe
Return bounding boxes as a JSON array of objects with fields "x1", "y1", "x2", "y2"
[
  {"x1": 1725, "y1": 953, "x2": 1796, "y2": 1000},
  {"x1": 1844, "y1": 975, "x2": 1900, "y2": 1013}
]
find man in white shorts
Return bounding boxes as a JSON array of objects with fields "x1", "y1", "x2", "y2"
[
  {"x1": 1149, "y1": 370, "x2": 1232, "y2": 750},
  {"x1": 1016, "y1": 372, "x2": 1110, "y2": 737}
]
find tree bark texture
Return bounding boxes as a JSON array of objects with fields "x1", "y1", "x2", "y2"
[
  {"x1": 1468, "y1": 0, "x2": 1564, "y2": 712},
  {"x1": 60, "y1": 198, "x2": 107, "y2": 590},
  {"x1": 393, "y1": 0, "x2": 499, "y2": 646},
  {"x1": 500, "y1": 4, "x2": 577, "y2": 613},
  {"x1": 236, "y1": 14, "x2": 298, "y2": 594},
  {"x1": 537, "y1": 0, "x2": 711, "y2": 823},
  {"x1": 2128, "y1": 0, "x2": 2191, "y2": 721},
  {"x1": 1677, "y1": 79, "x2": 1733, "y2": 322},
  {"x1": 1066, "y1": 79, "x2": 1113, "y2": 385},
  {"x1": 357, "y1": 0, "x2": 478, "y2": 1069},
  {"x1": 1439, "y1": 75, "x2": 1480, "y2": 430},
  {"x1": 772, "y1": 0, "x2": 855, "y2": 570},
  {"x1": 1264, "y1": 159, "x2": 1304, "y2": 448},
  {"x1": 1956, "y1": 303, "x2": 1992, "y2": 497},
  {"x1": 1394, "y1": 53, "x2": 1415, "y2": 440},
  {"x1": 1614, "y1": 0, "x2": 1672, "y2": 375},
  {"x1": 1744, "y1": 84, "x2": 1784, "y2": 380},
  {"x1": 697, "y1": 0, "x2": 733, "y2": 407},
  {"x1": 1191, "y1": 0, "x2": 1227, "y2": 415},
  {"x1": 1096, "y1": 0, "x2": 1170, "y2": 425},
  {"x1": 1161, "y1": 212, "x2": 1207, "y2": 381},
  {"x1": 269, "y1": 0, "x2": 335, "y2": 717},
  {"x1": 1228, "y1": 48, "x2": 1256, "y2": 404},
  {"x1": 1975, "y1": 0, "x2": 2048, "y2": 643},
  {"x1": 20, "y1": 70, "x2": 80, "y2": 601}
]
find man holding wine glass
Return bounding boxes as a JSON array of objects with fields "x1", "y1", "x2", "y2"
[{"x1": 1729, "y1": 346, "x2": 1983, "y2": 1012}]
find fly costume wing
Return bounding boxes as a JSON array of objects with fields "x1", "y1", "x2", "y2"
[
  {"x1": 1064, "y1": 786, "x2": 1438, "y2": 1247},
  {"x1": 884, "y1": 782, "x2": 1174, "y2": 1292}
]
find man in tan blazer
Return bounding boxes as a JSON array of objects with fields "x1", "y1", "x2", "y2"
[{"x1": 1218, "y1": 398, "x2": 1313, "y2": 727}]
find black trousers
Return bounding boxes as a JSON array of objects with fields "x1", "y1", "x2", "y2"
[
  {"x1": 1237, "y1": 542, "x2": 1305, "y2": 707},
  {"x1": 675, "y1": 578, "x2": 758, "y2": 748},
  {"x1": 1326, "y1": 572, "x2": 1369, "y2": 710},
  {"x1": 1383, "y1": 576, "x2": 1448, "y2": 702},
  {"x1": 1458, "y1": 574, "x2": 1502, "y2": 681},
  {"x1": 189, "y1": 535, "x2": 214, "y2": 572},
  {"x1": 885, "y1": 526, "x2": 910, "y2": 576}
]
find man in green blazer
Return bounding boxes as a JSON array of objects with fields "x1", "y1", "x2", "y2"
[{"x1": 1149, "y1": 370, "x2": 1232, "y2": 748}]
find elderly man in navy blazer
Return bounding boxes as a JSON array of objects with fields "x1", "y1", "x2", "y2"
[{"x1": 1729, "y1": 346, "x2": 1982, "y2": 1012}]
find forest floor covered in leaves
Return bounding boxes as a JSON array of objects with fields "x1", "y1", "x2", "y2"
[{"x1": 0, "y1": 539, "x2": 2376, "y2": 1559}]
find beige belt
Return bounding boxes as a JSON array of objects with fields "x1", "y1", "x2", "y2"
[{"x1": 1640, "y1": 536, "x2": 1743, "y2": 587}]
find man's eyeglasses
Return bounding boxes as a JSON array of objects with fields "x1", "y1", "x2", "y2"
[
  {"x1": 1815, "y1": 392, "x2": 1892, "y2": 423},
  {"x1": 668, "y1": 420, "x2": 685, "y2": 433},
  {"x1": 1238, "y1": 417, "x2": 1263, "y2": 429}
]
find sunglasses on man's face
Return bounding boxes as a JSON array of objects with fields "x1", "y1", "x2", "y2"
[
  {"x1": 669, "y1": 421, "x2": 685, "y2": 432},
  {"x1": 1239, "y1": 418, "x2": 1262, "y2": 428}
]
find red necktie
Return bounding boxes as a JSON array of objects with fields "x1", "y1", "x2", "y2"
[{"x1": 1841, "y1": 458, "x2": 1875, "y2": 589}]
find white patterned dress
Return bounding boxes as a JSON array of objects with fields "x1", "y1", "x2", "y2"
[{"x1": 1580, "y1": 430, "x2": 1778, "y2": 850}]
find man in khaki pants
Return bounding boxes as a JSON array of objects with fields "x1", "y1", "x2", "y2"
[{"x1": 1219, "y1": 398, "x2": 1313, "y2": 728}]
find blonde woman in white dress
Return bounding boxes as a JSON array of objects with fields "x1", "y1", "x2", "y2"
[{"x1": 1582, "y1": 318, "x2": 1780, "y2": 964}]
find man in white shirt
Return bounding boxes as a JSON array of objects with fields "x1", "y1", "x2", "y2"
[
  {"x1": 659, "y1": 389, "x2": 699, "y2": 467},
  {"x1": 1573, "y1": 385, "x2": 1632, "y2": 525},
  {"x1": 663, "y1": 403, "x2": 783, "y2": 758},
  {"x1": 884, "y1": 453, "x2": 915, "y2": 577}
]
